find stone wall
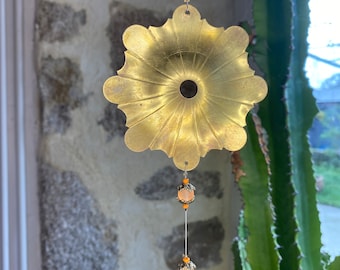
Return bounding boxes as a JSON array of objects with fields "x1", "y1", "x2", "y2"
[{"x1": 36, "y1": 0, "x2": 250, "y2": 269}]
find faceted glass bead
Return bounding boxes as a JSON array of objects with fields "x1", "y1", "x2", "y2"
[
  {"x1": 178, "y1": 261, "x2": 196, "y2": 270},
  {"x1": 178, "y1": 189, "x2": 194, "y2": 203},
  {"x1": 177, "y1": 183, "x2": 196, "y2": 204}
]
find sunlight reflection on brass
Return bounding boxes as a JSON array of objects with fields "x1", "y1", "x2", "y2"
[{"x1": 103, "y1": 4, "x2": 267, "y2": 171}]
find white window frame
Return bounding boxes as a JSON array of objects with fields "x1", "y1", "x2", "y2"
[{"x1": 1, "y1": 0, "x2": 40, "y2": 269}]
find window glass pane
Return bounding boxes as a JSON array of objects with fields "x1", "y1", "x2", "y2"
[{"x1": 306, "y1": 0, "x2": 340, "y2": 258}]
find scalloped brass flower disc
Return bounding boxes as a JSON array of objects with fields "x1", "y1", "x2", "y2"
[{"x1": 103, "y1": 4, "x2": 267, "y2": 171}]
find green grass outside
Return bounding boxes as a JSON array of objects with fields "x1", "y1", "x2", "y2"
[{"x1": 314, "y1": 164, "x2": 340, "y2": 207}]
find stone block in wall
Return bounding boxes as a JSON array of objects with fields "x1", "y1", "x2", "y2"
[
  {"x1": 107, "y1": 2, "x2": 167, "y2": 72},
  {"x1": 161, "y1": 217, "x2": 225, "y2": 269},
  {"x1": 98, "y1": 103, "x2": 127, "y2": 140},
  {"x1": 39, "y1": 163, "x2": 119, "y2": 270},
  {"x1": 135, "y1": 166, "x2": 224, "y2": 200},
  {"x1": 36, "y1": 1, "x2": 86, "y2": 42},
  {"x1": 38, "y1": 56, "x2": 87, "y2": 134}
]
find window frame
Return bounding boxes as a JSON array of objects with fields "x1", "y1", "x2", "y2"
[{"x1": 0, "y1": 0, "x2": 40, "y2": 269}]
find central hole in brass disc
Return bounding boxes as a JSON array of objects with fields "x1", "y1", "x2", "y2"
[{"x1": 180, "y1": 80, "x2": 198, "y2": 98}]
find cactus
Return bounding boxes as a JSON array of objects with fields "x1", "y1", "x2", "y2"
[
  {"x1": 328, "y1": 257, "x2": 340, "y2": 270},
  {"x1": 233, "y1": 0, "x2": 339, "y2": 269}
]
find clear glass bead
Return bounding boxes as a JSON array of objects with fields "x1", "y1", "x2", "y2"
[
  {"x1": 177, "y1": 183, "x2": 196, "y2": 204},
  {"x1": 178, "y1": 261, "x2": 196, "y2": 270}
]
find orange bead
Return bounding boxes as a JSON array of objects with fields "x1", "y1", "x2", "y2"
[
  {"x1": 178, "y1": 188, "x2": 195, "y2": 204},
  {"x1": 182, "y1": 178, "x2": 190, "y2": 185},
  {"x1": 182, "y1": 203, "x2": 189, "y2": 209},
  {"x1": 183, "y1": 256, "x2": 191, "y2": 264}
]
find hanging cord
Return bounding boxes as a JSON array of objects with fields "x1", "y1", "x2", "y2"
[
  {"x1": 184, "y1": 208, "x2": 188, "y2": 257},
  {"x1": 184, "y1": 0, "x2": 190, "y2": 14},
  {"x1": 177, "y1": 169, "x2": 196, "y2": 269},
  {"x1": 183, "y1": 169, "x2": 189, "y2": 257},
  {"x1": 183, "y1": 168, "x2": 188, "y2": 179}
]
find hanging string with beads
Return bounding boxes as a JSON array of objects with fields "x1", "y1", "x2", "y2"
[{"x1": 177, "y1": 170, "x2": 196, "y2": 270}]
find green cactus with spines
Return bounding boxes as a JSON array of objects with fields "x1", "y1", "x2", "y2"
[{"x1": 233, "y1": 0, "x2": 340, "y2": 269}]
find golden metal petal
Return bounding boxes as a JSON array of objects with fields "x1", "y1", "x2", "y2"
[{"x1": 103, "y1": 4, "x2": 268, "y2": 171}]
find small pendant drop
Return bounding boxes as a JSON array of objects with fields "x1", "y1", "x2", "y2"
[{"x1": 178, "y1": 260, "x2": 196, "y2": 270}]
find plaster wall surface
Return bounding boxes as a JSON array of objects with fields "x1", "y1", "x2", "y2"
[{"x1": 36, "y1": 0, "x2": 250, "y2": 269}]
